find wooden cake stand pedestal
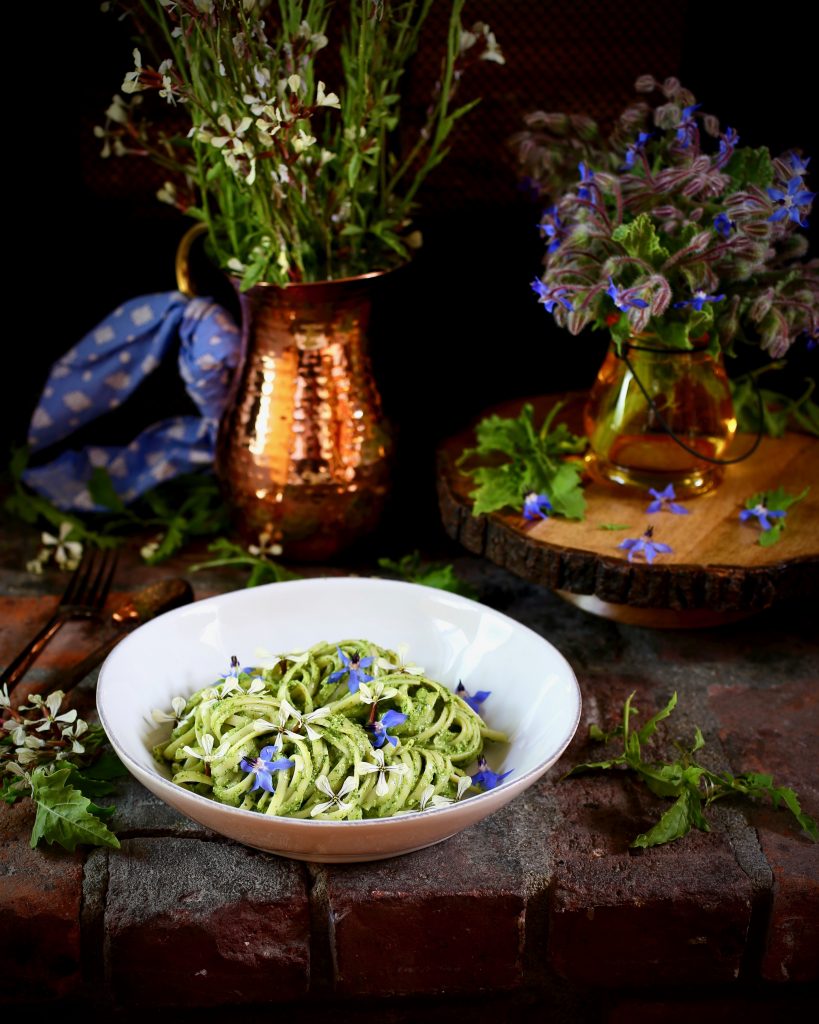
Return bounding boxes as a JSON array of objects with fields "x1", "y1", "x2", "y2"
[{"x1": 437, "y1": 395, "x2": 819, "y2": 628}]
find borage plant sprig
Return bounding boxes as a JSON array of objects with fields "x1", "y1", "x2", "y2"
[
  {"x1": 565, "y1": 691, "x2": 817, "y2": 848},
  {"x1": 516, "y1": 75, "x2": 819, "y2": 358},
  {"x1": 458, "y1": 402, "x2": 588, "y2": 520},
  {"x1": 738, "y1": 485, "x2": 809, "y2": 547},
  {"x1": 101, "y1": 0, "x2": 503, "y2": 288}
]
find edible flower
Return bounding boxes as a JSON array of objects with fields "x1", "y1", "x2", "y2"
[
  {"x1": 328, "y1": 648, "x2": 374, "y2": 694},
  {"x1": 538, "y1": 205, "x2": 564, "y2": 253},
  {"x1": 311, "y1": 774, "x2": 358, "y2": 816},
  {"x1": 607, "y1": 278, "x2": 649, "y2": 311},
  {"x1": 531, "y1": 278, "x2": 574, "y2": 313},
  {"x1": 456, "y1": 681, "x2": 491, "y2": 715},
  {"x1": 673, "y1": 289, "x2": 725, "y2": 311},
  {"x1": 279, "y1": 698, "x2": 330, "y2": 742},
  {"x1": 151, "y1": 695, "x2": 188, "y2": 724},
  {"x1": 375, "y1": 643, "x2": 425, "y2": 676},
  {"x1": 358, "y1": 748, "x2": 409, "y2": 797},
  {"x1": 713, "y1": 212, "x2": 734, "y2": 238},
  {"x1": 358, "y1": 681, "x2": 399, "y2": 706},
  {"x1": 523, "y1": 491, "x2": 552, "y2": 520},
  {"x1": 623, "y1": 131, "x2": 652, "y2": 169},
  {"x1": 646, "y1": 484, "x2": 689, "y2": 515},
  {"x1": 239, "y1": 744, "x2": 295, "y2": 793},
  {"x1": 367, "y1": 709, "x2": 408, "y2": 749},
  {"x1": 617, "y1": 526, "x2": 673, "y2": 564},
  {"x1": 739, "y1": 502, "x2": 787, "y2": 532},
  {"x1": 419, "y1": 776, "x2": 472, "y2": 809},
  {"x1": 767, "y1": 175, "x2": 816, "y2": 227},
  {"x1": 471, "y1": 755, "x2": 513, "y2": 790},
  {"x1": 577, "y1": 161, "x2": 595, "y2": 200},
  {"x1": 675, "y1": 103, "x2": 700, "y2": 148},
  {"x1": 181, "y1": 733, "x2": 229, "y2": 763}
]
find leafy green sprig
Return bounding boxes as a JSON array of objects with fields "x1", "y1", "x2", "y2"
[
  {"x1": 377, "y1": 550, "x2": 477, "y2": 598},
  {"x1": 458, "y1": 402, "x2": 587, "y2": 519},
  {"x1": 5, "y1": 452, "x2": 229, "y2": 565},
  {"x1": 190, "y1": 537, "x2": 302, "y2": 588},
  {"x1": 565, "y1": 692, "x2": 817, "y2": 848},
  {"x1": 731, "y1": 366, "x2": 819, "y2": 437},
  {"x1": 1, "y1": 688, "x2": 126, "y2": 851}
]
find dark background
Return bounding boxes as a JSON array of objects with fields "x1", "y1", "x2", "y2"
[{"x1": 9, "y1": 0, "x2": 817, "y2": 549}]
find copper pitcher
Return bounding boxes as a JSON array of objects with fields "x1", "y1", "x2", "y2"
[{"x1": 177, "y1": 227, "x2": 393, "y2": 560}]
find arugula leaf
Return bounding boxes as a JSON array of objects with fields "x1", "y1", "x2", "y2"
[
  {"x1": 459, "y1": 403, "x2": 587, "y2": 520},
  {"x1": 190, "y1": 538, "x2": 302, "y2": 587},
  {"x1": 377, "y1": 551, "x2": 477, "y2": 598},
  {"x1": 599, "y1": 523, "x2": 631, "y2": 531},
  {"x1": 29, "y1": 766, "x2": 120, "y2": 852},
  {"x1": 565, "y1": 691, "x2": 818, "y2": 847},
  {"x1": 1, "y1": 776, "x2": 26, "y2": 805}
]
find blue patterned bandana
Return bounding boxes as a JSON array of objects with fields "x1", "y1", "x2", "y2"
[{"x1": 24, "y1": 292, "x2": 240, "y2": 511}]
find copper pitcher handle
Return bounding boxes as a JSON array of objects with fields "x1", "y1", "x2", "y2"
[{"x1": 175, "y1": 222, "x2": 208, "y2": 298}]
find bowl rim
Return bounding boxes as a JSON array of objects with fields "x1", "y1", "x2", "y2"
[{"x1": 97, "y1": 576, "x2": 582, "y2": 829}]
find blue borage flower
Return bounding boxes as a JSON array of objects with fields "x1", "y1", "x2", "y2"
[
  {"x1": 531, "y1": 278, "x2": 573, "y2": 313},
  {"x1": 739, "y1": 502, "x2": 787, "y2": 532},
  {"x1": 715, "y1": 127, "x2": 739, "y2": 169},
  {"x1": 673, "y1": 289, "x2": 725, "y2": 311},
  {"x1": 577, "y1": 161, "x2": 595, "y2": 200},
  {"x1": 538, "y1": 205, "x2": 564, "y2": 253},
  {"x1": 675, "y1": 103, "x2": 700, "y2": 148},
  {"x1": 456, "y1": 681, "x2": 491, "y2": 715},
  {"x1": 240, "y1": 743, "x2": 295, "y2": 793},
  {"x1": 367, "y1": 709, "x2": 408, "y2": 749},
  {"x1": 607, "y1": 278, "x2": 649, "y2": 312},
  {"x1": 767, "y1": 175, "x2": 816, "y2": 228},
  {"x1": 714, "y1": 212, "x2": 734, "y2": 238},
  {"x1": 623, "y1": 131, "x2": 652, "y2": 170},
  {"x1": 618, "y1": 526, "x2": 673, "y2": 564},
  {"x1": 646, "y1": 484, "x2": 690, "y2": 515},
  {"x1": 328, "y1": 647, "x2": 374, "y2": 694},
  {"x1": 787, "y1": 153, "x2": 810, "y2": 176},
  {"x1": 471, "y1": 755, "x2": 513, "y2": 790},
  {"x1": 522, "y1": 491, "x2": 552, "y2": 520}
]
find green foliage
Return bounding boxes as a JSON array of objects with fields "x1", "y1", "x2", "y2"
[
  {"x1": 611, "y1": 213, "x2": 669, "y2": 267},
  {"x1": 565, "y1": 691, "x2": 817, "y2": 847},
  {"x1": 599, "y1": 523, "x2": 631, "y2": 531},
  {"x1": 189, "y1": 538, "x2": 302, "y2": 587},
  {"x1": 731, "y1": 372, "x2": 819, "y2": 438},
  {"x1": 29, "y1": 766, "x2": 120, "y2": 853},
  {"x1": 5, "y1": 452, "x2": 229, "y2": 564},
  {"x1": 724, "y1": 146, "x2": 774, "y2": 190},
  {"x1": 458, "y1": 403, "x2": 587, "y2": 519},
  {"x1": 377, "y1": 551, "x2": 477, "y2": 598}
]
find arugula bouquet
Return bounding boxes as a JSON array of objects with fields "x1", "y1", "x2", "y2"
[
  {"x1": 514, "y1": 75, "x2": 818, "y2": 357},
  {"x1": 98, "y1": 0, "x2": 503, "y2": 288}
]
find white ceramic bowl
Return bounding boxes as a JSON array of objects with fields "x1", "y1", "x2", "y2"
[{"x1": 97, "y1": 577, "x2": 581, "y2": 862}]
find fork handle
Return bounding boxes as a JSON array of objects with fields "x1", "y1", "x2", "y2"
[{"x1": 0, "y1": 615, "x2": 66, "y2": 692}]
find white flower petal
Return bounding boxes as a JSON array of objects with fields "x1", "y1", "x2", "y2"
[
  {"x1": 337, "y1": 775, "x2": 358, "y2": 799},
  {"x1": 315, "y1": 774, "x2": 334, "y2": 799},
  {"x1": 310, "y1": 799, "x2": 334, "y2": 817},
  {"x1": 456, "y1": 775, "x2": 472, "y2": 799}
]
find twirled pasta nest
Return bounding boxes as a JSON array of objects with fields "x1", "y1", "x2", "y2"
[{"x1": 153, "y1": 639, "x2": 508, "y2": 819}]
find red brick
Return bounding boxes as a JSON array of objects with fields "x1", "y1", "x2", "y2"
[
  {"x1": 708, "y1": 680, "x2": 819, "y2": 983},
  {"x1": 324, "y1": 803, "x2": 529, "y2": 996},
  {"x1": 105, "y1": 838, "x2": 310, "y2": 1005},
  {"x1": 0, "y1": 798, "x2": 84, "y2": 1002}
]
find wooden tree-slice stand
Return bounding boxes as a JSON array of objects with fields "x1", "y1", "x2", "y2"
[{"x1": 437, "y1": 394, "x2": 819, "y2": 628}]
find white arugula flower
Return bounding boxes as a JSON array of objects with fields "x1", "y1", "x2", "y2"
[
  {"x1": 310, "y1": 774, "x2": 358, "y2": 816},
  {"x1": 419, "y1": 775, "x2": 471, "y2": 810},
  {"x1": 121, "y1": 48, "x2": 145, "y2": 94},
  {"x1": 358, "y1": 748, "x2": 409, "y2": 797},
  {"x1": 0, "y1": 683, "x2": 10, "y2": 710},
  {"x1": 181, "y1": 733, "x2": 229, "y2": 762},
  {"x1": 375, "y1": 643, "x2": 424, "y2": 676},
  {"x1": 30, "y1": 691, "x2": 78, "y2": 733},
  {"x1": 151, "y1": 696, "x2": 188, "y2": 724},
  {"x1": 357, "y1": 680, "x2": 399, "y2": 706},
  {"x1": 316, "y1": 81, "x2": 340, "y2": 108},
  {"x1": 279, "y1": 699, "x2": 330, "y2": 741}
]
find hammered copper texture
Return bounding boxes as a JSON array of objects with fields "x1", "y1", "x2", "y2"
[{"x1": 216, "y1": 275, "x2": 393, "y2": 560}]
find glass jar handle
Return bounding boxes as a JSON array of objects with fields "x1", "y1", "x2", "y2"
[
  {"x1": 620, "y1": 347, "x2": 764, "y2": 466},
  {"x1": 175, "y1": 223, "x2": 208, "y2": 298}
]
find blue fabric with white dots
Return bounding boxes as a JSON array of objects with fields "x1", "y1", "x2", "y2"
[{"x1": 24, "y1": 292, "x2": 240, "y2": 511}]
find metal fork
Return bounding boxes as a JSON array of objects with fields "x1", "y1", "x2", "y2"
[{"x1": 1, "y1": 549, "x2": 118, "y2": 691}]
